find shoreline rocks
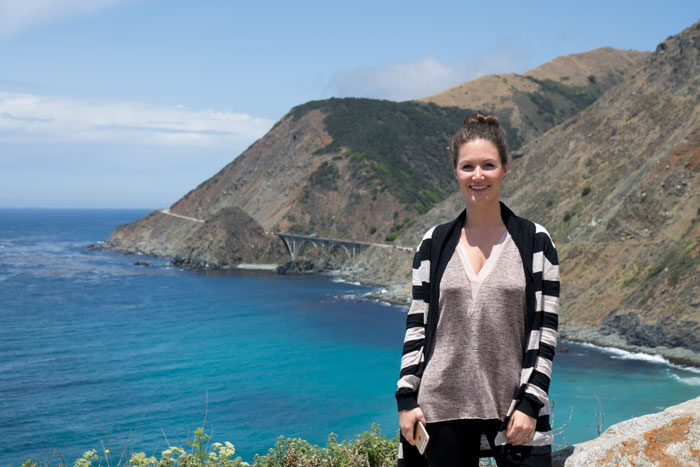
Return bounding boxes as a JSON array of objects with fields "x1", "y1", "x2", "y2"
[
  {"x1": 552, "y1": 396, "x2": 700, "y2": 466},
  {"x1": 559, "y1": 323, "x2": 700, "y2": 368}
]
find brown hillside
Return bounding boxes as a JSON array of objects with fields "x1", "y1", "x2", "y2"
[
  {"x1": 170, "y1": 109, "x2": 333, "y2": 228},
  {"x1": 104, "y1": 206, "x2": 287, "y2": 268},
  {"x1": 525, "y1": 47, "x2": 647, "y2": 87},
  {"x1": 420, "y1": 48, "x2": 649, "y2": 143},
  {"x1": 103, "y1": 46, "x2": 652, "y2": 276},
  {"x1": 401, "y1": 20, "x2": 700, "y2": 360}
]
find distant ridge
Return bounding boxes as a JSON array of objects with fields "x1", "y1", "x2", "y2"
[{"x1": 419, "y1": 48, "x2": 649, "y2": 143}]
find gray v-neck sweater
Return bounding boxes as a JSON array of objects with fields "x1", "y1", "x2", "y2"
[{"x1": 416, "y1": 231, "x2": 526, "y2": 422}]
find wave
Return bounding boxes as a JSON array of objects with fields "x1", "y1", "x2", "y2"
[
  {"x1": 330, "y1": 277, "x2": 362, "y2": 286},
  {"x1": 575, "y1": 341, "x2": 671, "y2": 363},
  {"x1": 337, "y1": 293, "x2": 361, "y2": 301},
  {"x1": 574, "y1": 341, "x2": 700, "y2": 374},
  {"x1": 670, "y1": 374, "x2": 700, "y2": 386}
]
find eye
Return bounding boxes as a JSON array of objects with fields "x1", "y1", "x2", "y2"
[
  {"x1": 484, "y1": 163, "x2": 496, "y2": 169},
  {"x1": 461, "y1": 164, "x2": 474, "y2": 171}
]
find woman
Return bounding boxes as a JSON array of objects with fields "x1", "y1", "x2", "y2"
[{"x1": 396, "y1": 112, "x2": 559, "y2": 467}]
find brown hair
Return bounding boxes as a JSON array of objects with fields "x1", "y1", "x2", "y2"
[{"x1": 449, "y1": 111, "x2": 508, "y2": 168}]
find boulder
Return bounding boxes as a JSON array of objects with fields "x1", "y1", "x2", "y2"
[{"x1": 553, "y1": 396, "x2": 700, "y2": 466}]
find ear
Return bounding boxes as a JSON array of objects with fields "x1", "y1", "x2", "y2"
[{"x1": 502, "y1": 162, "x2": 508, "y2": 178}]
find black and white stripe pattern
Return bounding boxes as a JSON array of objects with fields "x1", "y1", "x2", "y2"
[{"x1": 396, "y1": 203, "x2": 560, "y2": 464}]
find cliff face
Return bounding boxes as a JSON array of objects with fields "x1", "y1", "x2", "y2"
[
  {"x1": 506, "y1": 20, "x2": 700, "y2": 350},
  {"x1": 104, "y1": 47, "x2": 643, "y2": 269}
]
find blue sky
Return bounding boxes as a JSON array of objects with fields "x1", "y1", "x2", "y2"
[{"x1": 1, "y1": 1, "x2": 699, "y2": 208}]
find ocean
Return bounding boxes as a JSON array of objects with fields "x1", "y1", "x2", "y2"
[{"x1": 0, "y1": 208, "x2": 698, "y2": 465}]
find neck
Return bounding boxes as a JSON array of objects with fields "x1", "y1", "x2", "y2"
[{"x1": 465, "y1": 201, "x2": 503, "y2": 229}]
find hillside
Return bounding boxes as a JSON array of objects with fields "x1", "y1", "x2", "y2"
[
  {"x1": 103, "y1": 47, "x2": 645, "y2": 267},
  {"x1": 420, "y1": 48, "x2": 648, "y2": 144},
  {"x1": 397, "y1": 19, "x2": 700, "y2": 362}
]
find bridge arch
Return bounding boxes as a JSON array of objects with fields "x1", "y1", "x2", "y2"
[{"x1": 276, "y1": 233, "x2": 371, "y2": 260}]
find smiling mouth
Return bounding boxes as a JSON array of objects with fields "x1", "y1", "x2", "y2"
[{"x1": 470, "y1": 185, "x2": 489, "y2": 191}]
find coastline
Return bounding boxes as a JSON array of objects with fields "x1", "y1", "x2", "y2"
[
  {"x1": 331, "y1": 266, "x2": 700, "y2": 369},
  {"x1": 102, "y1": 245, "x2": 700, "y2": 369},
  {"x1": 559, "y1": 323, "x2": 700, "y2": 369},
  {"x1": 234, "y1": 262, "x2": 700, "y2": 369}
]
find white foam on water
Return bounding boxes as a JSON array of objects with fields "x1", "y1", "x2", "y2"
[
  {"x1": 670, "y1": 374, "x2": 700, "y2": 386},
  {"x1": 577, "y1": 342, "x2": 670, "y2": 364},
  {"x1": 330, "y1": 276, "x2": 362, "y2": 286},
  {"x1": 575, "y1": 341, "x2": 700, "y2": 373}
]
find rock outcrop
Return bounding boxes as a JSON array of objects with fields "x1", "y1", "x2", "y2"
[
  {"x1": 104, "y1": 206, "x2": 287, "y2": 269},
  {"x1": 552, "y1": 396, "x2": 700, "y2": 466}
]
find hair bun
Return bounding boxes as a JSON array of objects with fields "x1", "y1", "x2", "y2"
[{"x1": 463, "y1": 111, "x2": 500, "y2": 128}]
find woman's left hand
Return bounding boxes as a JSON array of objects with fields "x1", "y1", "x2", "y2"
[{"x1": 506, "y1": 410, "x2": 536, "y2": 445}]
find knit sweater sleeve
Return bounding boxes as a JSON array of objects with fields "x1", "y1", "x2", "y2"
[
  {"x1": 395, "y1": 227, "x2": 434, "y2": 412},
  {"x1": 517, "y1": 225, "x2": 560, "y2": 419}
]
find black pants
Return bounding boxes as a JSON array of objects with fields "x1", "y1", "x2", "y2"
[{"x1": 401, "y1": 419, "x2": 551, "y2": 467}]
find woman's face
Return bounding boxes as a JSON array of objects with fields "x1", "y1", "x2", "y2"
[{"x1": 454, "y1": 138, "x2": 507, "y2": 207}]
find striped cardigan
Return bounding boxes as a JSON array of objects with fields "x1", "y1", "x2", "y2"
[{"x1": 396, "y1": 203, "x2": 560, "y2": 464}]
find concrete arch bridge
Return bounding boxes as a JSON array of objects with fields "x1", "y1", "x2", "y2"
[{"x1": 270, "y1": 232, "x2": 411, "y2": 260}]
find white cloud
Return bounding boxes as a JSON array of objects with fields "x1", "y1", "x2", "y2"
[
  {"x1": 326, "y1": 46, "x2": 532, "y2": 101},
  {"x1": 0, "y1": 0, "x2": 127, "y2": 39},
  {"x1": 0, "y1": 91, "x2": 275, "y2": 147},
  {"x1": 327, "y1": 57, "x2": 463, "y2": 102}
]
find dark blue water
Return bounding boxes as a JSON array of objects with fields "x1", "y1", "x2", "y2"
[{"x1": 0, "y1": 209, "x2": 698, "y2": 465}]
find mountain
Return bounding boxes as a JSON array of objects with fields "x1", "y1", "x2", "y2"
[
  {"x1": 103, "y1": 47, "x2": 646, "y2": 267},
  {"x1": 419, "y1": 48, "x2": 648, "y2": 144},
  {"x1": 401, "y1": 19, "x2": 700, "y2": 362}
]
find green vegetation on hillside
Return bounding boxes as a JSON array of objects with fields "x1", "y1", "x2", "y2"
[
  {"x1": 290, "y1": 98, "x2": 522, "y2": 214},
  {"x1": 307, "y1": 161, "x2": 340, "y2": 191},
  {"x1": 517, "y1": 75, "x2": 602, "y2": 130}
]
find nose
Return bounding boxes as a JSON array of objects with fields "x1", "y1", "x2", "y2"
[{"x1": 473, "y1": 166, "x2": 484, "y2": 179}]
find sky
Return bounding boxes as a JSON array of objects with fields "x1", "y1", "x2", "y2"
[{"x1": 1, "y1": 1, "x2": 699, "y2": 208}]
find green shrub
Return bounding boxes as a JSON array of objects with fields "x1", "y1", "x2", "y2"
[
  {"x1": 19, "y1": 425, "x2": 399, "y2": 467},
  {"x1": 385, "y1": 232, "x2": 399, "y2": 242},
  {"x1": 253, "y1": 424, "x2": 398, "y2": 467},
  {"x1": 307, "y1": 161, "x2": 339, "y2": 191}
]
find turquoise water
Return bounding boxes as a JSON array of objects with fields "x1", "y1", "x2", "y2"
[{"x1": 0, "y1": 209, "x2": 698, "y2": 464}]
